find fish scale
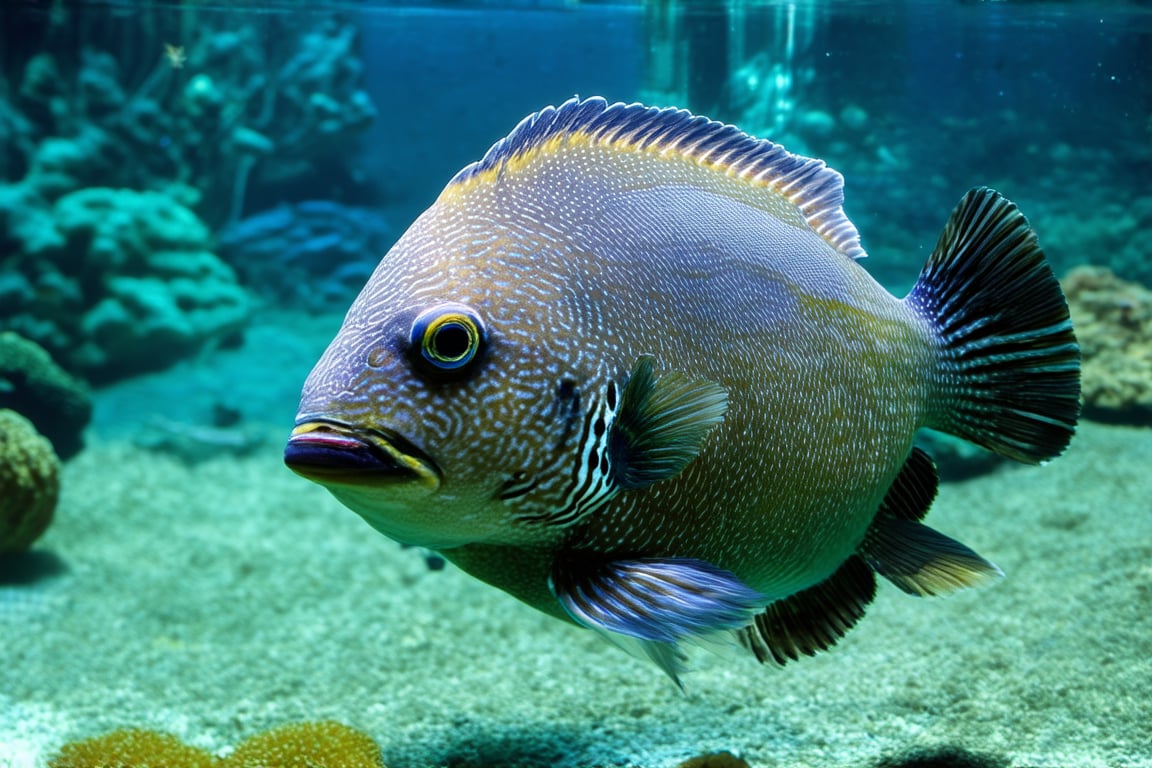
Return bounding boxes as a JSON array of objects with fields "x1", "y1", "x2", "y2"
[{"x1": 286, "y1": 97, "x2": 1079, "y2": 683}]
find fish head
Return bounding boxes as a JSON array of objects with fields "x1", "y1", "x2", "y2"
[
  {"x1": 285, "y1": 196, "x2": 600, "y2": 551},
  {"x1": 286, "y1": 97, "x2": 782, "y2": 552}
]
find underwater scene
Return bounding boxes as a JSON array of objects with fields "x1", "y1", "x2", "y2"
[{"x1": 1, "y1": 0, "x2": 1150, "y2": 766}]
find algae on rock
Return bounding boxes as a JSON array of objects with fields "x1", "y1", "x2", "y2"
[{"x1": 0, "y1": 409, "x2": 60, "y2": 554}]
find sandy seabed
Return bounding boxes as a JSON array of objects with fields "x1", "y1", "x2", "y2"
[{"x1": 1, "y1": 313, "x2": 1149, "y2": 768}]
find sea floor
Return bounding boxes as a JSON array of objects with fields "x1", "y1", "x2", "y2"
[{"x1": 2, "y1": 310, "x2": 1150, "y2": 768}]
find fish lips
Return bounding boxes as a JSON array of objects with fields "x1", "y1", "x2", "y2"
[{"x1": 285, "y1": 419, "x2": 442, "y2": 491}]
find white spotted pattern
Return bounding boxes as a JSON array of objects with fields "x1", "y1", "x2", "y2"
[{"x1": 295, "y1": 97, "x2": 941, "y2": 603}]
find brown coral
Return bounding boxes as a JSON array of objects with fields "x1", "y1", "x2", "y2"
[
  {"x1": 47, "y1": 728, "x2": 216, "y2": 768},
  {"x1": 0, "y1": 408, "x2": 60, "y2": 553},
  {"x1": 1062, "y1": 266, "x2": 1152, "y2": 424},
  {"x1": 222, "y1": 721, "x2": 385, "y2": 768}
]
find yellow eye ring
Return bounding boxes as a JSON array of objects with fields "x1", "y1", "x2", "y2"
[{"x1": 410, "y1": 304, "x2": 486, "y2": 375}]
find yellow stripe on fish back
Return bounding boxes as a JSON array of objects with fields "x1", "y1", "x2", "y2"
[{"x1": 440, "y1": 128, "x2": 821, "y2": 244}]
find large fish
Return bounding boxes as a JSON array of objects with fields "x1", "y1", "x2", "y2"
[{"x1": 285, "y1": 97, "x2": 1080, "y2": 682}]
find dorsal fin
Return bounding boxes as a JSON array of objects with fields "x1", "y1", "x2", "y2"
[{"x1": 447, "y1": 97, "x2": 865, "y2": 260}]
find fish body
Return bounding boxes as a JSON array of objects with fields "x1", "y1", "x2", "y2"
[{"x1": 286, "y1": 98, "x2": 1079, "y2": 680}]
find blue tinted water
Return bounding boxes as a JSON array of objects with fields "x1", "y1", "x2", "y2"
[{"x1": 1, "y1": 2, "x2": 1150, "y2": 766}]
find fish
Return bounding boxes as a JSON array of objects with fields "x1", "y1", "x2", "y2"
[{"x1": 285, "y1": 97, "x2": 1080, "y2": 683}]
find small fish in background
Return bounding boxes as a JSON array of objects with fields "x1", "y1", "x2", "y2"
[
  {"x1": 285, "y1": 97, "x2": 1080, "y2": 683},
  {"x1": 163, "y1": 43, "x2": 186, "y2": 69}
]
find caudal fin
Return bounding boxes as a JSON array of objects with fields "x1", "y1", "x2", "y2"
[{"x1": 907, "y1": 187, "x2": 1080, "y2": 463}]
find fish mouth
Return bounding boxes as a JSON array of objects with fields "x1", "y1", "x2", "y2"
[{"x1": 284, "y1": 419, "x2": 441, "y2": 491}]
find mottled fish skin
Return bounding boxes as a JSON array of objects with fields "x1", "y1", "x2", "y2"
[
  {"x1": 287, "y1": 97, "x2": 1079, "y2": 678},
  {"x1": 297, "y1": 103, "x2": 928, "y2": 580}
]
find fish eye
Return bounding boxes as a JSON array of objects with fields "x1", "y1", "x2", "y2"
[{"x1": 409, "y1": 303, "x2": 486, "y2": 379}]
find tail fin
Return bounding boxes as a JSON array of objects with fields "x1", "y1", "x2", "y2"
[{"x1": 907, "y1": 188, "x2": 1080, "y2": 463}]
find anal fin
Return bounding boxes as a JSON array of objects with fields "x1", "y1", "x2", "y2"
[
  {"x1": 739, "y1": 447, "x2": 1000, "y2": 668},
  {"x1": 860, "y1": 515, "x2": 1003, "y2": 596},
  {"x1": 737, "y1": 555, "x2": 877, "y2": 667},
  {"x1": 860, "y1": 446, "x2": 1003, "y2": 596},
  {"x1": 878, "y1": 446, "x2": 938, "y2": 521}
]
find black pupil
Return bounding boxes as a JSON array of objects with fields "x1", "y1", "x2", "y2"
[{"x1": 432, "y1": 322, "x2": 471, "y2": 360}]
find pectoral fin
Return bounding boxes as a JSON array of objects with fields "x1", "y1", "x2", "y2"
[{"x1": 609, "y1": 356, "x2": 728, "y2": 490}]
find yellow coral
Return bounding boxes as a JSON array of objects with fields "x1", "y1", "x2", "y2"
[
  {"x1": 46, "y1": 721, "x2": 385, "y2": 768},
  {"x1": 222, "y1": 721, "x2": 384, "y2": 768},
  {"x1": 0, "y1": 408, "x2": 60, "y2": 553},
  {"x1": 47, "y1": 728, "x2": 216, "y2": 768}
]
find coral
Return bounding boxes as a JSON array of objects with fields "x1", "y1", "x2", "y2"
[
  {"x1": 0, "y1": 187, "x2": 251, "y2": 382},
  {"x1": 217, "y1": 200, "x2": 390, "y2": 310},
  {"x1": 46, "y1": 722, "x2": 385, "y2": 768},
  {"x1": 222, "y1": 721, "x2": 385, "y2": 768},
  {"x1": 0, "y1": 2, "x2": 375, "y2": 383},
  {"x1": 0, "y1": 332, "x2": 92, "y2": 459},
  {"x1": 47, "y1": 728, "x2": 216, "y2": 768},
  {"x1": 1062, "y1": 266, "x2": 1152, "y2": 424},
  {"x1": 1, "y1": 6, "x2": 376, "y2": 227},
  {"x1": 0, "y1": 409, "x2": 60, "y2": 554}
]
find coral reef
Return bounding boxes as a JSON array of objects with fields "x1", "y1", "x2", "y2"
[
  {"x1": 0, "y1": 409, "x2": 60, "y2": 554},
  {"x1": 222, "y1": 721, "x2": 385, "y2": 768},
  {"x1": 48, "y1": 729, "x2": 216, "y2": 768},
  {"x1": 0, "y1": 187, "x2": 250, "y2": 383},
  {"x1": 1, "y1": 6, "x2": 376, "y2": 228},
  {"x1": 46, "y1": 722, "x2": 385, "y2": 768},
  {"x1": 0, "y1": 332, "x2": 91, "y2": 459},
  {"x1": 1062, "y1": 265, "x2": 1152, "y2": 424},
  {"x1": 217, "y1": 201, "x2": 390, "y2": 310},
  {"x1": 0, "y1": 3, "x2": 378, "y2": 384}
]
